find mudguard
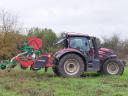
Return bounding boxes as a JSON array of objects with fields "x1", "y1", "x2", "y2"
[{"x1": 53, "y1": 48, "x2": 87, "y2": 64}]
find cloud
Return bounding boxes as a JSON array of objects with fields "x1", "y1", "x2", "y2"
[{"x1": 0, "y1": 0, "x2": 128, "y2": 39}]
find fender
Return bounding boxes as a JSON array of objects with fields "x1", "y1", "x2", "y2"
[{"x1": 53, "y1": 48, "x2": 87, "y2": 63}]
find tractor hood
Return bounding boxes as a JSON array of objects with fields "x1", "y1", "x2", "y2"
[{"x1": 99, "y1": 48, "x2": 117, "y2": 62}]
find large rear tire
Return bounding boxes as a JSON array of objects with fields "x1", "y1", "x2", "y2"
[
  {"x1": 56, "y1": 54, "x2": 84, "y2": 77},
  {"x1": 101, "y1": 59, "x2": 124, "y2": 75}
]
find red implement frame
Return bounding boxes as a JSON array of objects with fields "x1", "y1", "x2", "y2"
[{"x1": 15, "y1": 37, "x2": 53, "y2": 68}]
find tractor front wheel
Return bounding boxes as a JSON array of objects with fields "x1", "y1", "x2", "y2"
[{"x1": 101, "y1": 59, "x2": 124, "y2": 75}]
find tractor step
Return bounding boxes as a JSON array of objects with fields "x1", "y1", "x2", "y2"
[
  {"x1": 87, "y1": 62, "x2": 95, "y2": 71},
  {"x1": 87, "y1": 59, "x2": 101, "y2": 72}
]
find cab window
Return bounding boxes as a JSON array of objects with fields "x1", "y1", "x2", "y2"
[{"x1": 69, "y1": 37, "x2": 90, "y2": 52}]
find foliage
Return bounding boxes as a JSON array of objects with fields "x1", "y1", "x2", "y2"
[
  {"x1": 102, "y1": 34, "x2": 128, "y2": 59},
  {"x1": 102, "y1": 34, "x2": 120, "y2": 51},
  {"x1": 0, "y1": 32, "x2": 25, "y2": 59},
  {"x1": 28, "y1": 28, "x2": 57, "y2": 53},
  {"x1": 0, "y1": 66, "x2": 128, "y2": 96}
]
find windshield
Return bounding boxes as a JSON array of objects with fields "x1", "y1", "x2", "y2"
[{"x1": 69, "y1": 37, "x2": 90, "y2": 52}]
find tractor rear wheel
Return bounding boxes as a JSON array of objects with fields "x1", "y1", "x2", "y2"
[
  {"x1": 101, "y1": 59, "x2": 124, "y2": 75},
  {"x1": 57, "y1": 54, "x2": 84, "y2": 77}
]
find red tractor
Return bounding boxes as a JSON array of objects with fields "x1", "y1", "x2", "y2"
[{"x1": 52, "y1": 32, "x2": 125, "y2": 77}]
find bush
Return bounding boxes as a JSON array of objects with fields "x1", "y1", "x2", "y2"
[{"x1": 0, "y1": 32, "x2": 25, "y2": 59}]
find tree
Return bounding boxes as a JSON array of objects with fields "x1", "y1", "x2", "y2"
[
  {"x1": 101, "y1": 34, "x2": 128, "y2": 59},
  {"x1": 0, "y1": 10, "x2": 25, "y2": 59},
  {"x1": 102, "y1": 34, "x2": 120, "y2": 52}
]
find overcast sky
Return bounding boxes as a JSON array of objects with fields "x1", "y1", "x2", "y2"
[{"x1": 0, "y1": 0, "x2": 128, "y2": 39}]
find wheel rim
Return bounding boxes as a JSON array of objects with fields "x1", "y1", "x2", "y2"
[
  {"x1": 64, "y1": 59, "x2": 80, "y2": 75},
  {"x1": 107, "y1": 62, "x2": 119, "y2": 74}
]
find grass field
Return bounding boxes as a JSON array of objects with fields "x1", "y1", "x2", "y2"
[{"x1": 0, "y1": 66, "x2": 128, "y2": 96}]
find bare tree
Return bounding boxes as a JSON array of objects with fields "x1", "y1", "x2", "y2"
[
  {"x1": 0, "y1": 10, "x2": 19, "y2": 32},
  {"x1": 102, "y1": 34, "x2": 128, "y2": 59},
  {"x1": 0, "y1": 10, "x2": 24, "y2": 59},
  {"x1": 102, "y1": 34, "x2": 120, "y2": 51}
]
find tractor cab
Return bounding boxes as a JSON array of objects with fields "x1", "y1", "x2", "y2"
[
  {"x1": 66, "y1": 33, "x2": 98, "y2": 57},
  {"x1": 56, "y1": 32, "x2": 99, "y2": 56}
]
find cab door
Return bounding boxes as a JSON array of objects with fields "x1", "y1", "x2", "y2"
[{"x1": 87, "y1": 38, "x2": 101, "y2": 71}]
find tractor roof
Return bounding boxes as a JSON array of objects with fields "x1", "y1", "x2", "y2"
[{"x1": 65, "y1": 32, "x2": 92, "y2": 38}]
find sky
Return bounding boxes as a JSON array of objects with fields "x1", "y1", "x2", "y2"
[{"x1": 0, "y1": 0, "x2": 128, "y2": 39}]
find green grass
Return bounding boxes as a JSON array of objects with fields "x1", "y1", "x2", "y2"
[{"x1": 0, "y1": 66, "x2": 128, "y2": 96}]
